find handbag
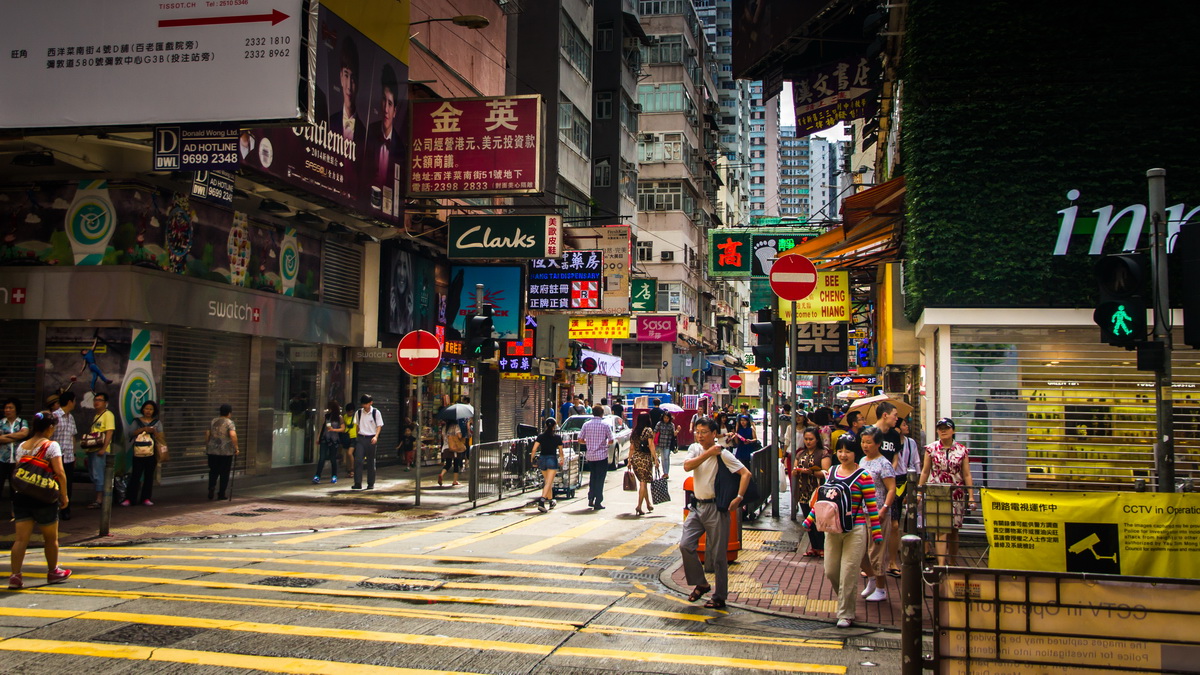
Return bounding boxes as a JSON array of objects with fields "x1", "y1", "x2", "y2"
[
  {"x1": 448, "y1": 430, "x2": 466, "y2": 453},
  {"x1": 650, "y1": 468, "x2": 671, "y2": 504},
  {"x1": 12, "y1": 441, "x2": 59, "y2": 504},
  {"x1": 133, "y1": 422, "x2": 156, "y2": 457},
  {"x1": 622, "y1": 469, "x2": 637, "y2": 491},
  {"x1": 80, "y1": 431, "x2": 106, "y2": 451}
]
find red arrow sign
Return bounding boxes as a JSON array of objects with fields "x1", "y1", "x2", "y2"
[
  {"x1": 729, "y1": 374, "x2": 742, "y2": 389},
  {"x1": 159, "y1": 9, "x2": 290, "y2": 28},
  {"x1": 770, "y1": 254, "x2": 818, "y2": 302},
  {"x1": 396, "y1": 330, "x2": 442, "y2": 377}
]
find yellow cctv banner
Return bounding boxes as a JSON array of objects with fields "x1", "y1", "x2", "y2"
[
  {"x1": 777, "y1": 271, "x2": 850, "y2": 322},
  {"x1": 984, "y1": 489, "x2": 1200, "y2": 579},
  {"x1": 568, "y1": 316, "x2": 630, "y2": 339}
]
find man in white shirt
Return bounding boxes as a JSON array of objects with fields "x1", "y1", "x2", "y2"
[
  {"x1": 679, "y1": 417, "x2": 751, "y2": 609},
  {"x1": 353, "y1": 394, "x2": 383, "y2": 490}
]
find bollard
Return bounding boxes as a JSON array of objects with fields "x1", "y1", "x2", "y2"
[
  {"x1": 99, "y1": 453, "x2": 115, "y2": 537},
  {"x1": 904, "y1": 469, "x2": 919, "y2": 535},
  {"x1": 901, "y1": 534, "x2": 924, "y2": 675}
]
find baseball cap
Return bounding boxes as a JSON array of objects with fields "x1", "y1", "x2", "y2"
[{"x1": 936, "y1": 417, "x2": 955, "y2": 429}]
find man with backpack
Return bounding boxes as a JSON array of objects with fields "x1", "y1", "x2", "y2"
[
  {"x1": 352, "y1": 394, "x2": 383, "y2": 490},
  {"x1": 679, "y1": 417, "x2": 751, "y2": 610}
]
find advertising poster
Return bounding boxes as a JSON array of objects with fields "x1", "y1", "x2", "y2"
[
  {"x1": 243, "y1": 5, "x2": 408, "y2": 222},
  {"x1": 378, "y1": 242, "x2": 441, "y2": 344},
  {"x1": 527, "y1": 250, "x2": 603, "y2": 311},
  {"x1": 984, "y1": 489, "x2": 1200, "y2": 579},
  {"x1": 636, "y1": 315, "x2": 678, "y2": 343},
  {"x1": 447, "y1": 265, "x2": 523, "y2": 341},
  {"x1": 777, "y1": 271, "x2": 850, "y2": 322},
  {"x1": 565, "y1": 225, "x2": 630, "y2": 310}
]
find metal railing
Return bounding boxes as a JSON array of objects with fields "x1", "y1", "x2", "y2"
[
  {"x1": 743, "y1": 443, "x2": 775, "y2": 520},
  {"x1": 469, "y1": 432, "x2": 582, "y2": 507}
]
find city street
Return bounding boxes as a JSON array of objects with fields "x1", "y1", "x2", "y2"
[{"x1": 0, "y1": 477, "x2": 900, "y2": 674}]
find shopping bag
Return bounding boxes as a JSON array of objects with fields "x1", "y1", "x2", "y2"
[
  {"x1": 650, "y1": 471, "x2": 671, "y2": 505},
  {"x1": 622, "y1": 470, "x2": 637, "y2": 491}
]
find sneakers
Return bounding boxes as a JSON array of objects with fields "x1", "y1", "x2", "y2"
[
  {"x1": 331, "y1": 476, "x2": 338, "y2": 484},
  {"x1": 861, "y1": 578, "x2": 877, "y2": 598},
  {"x1": 119, "y1": 499, "x2": 131, "y2": 507},
  {"x1": 549, "y1": 499, "x2": 557, "y2": 509},
  {"x1": 142, "y1": 500, "x2": 154, "y2": 507},
  {"x1": 836, "y1": 618, "x2": 852, "y2": 628},
  {"x1": 7, "y1": 574, "x2": 21, "y2": 590},
  {"x1": 537, "y1": 499, "x2": 548, "y2": 513},
  {"x1": 312, "y1": 476, "x2": 320, "y2": 484},
  {"x1": 866, "y1": 588, "x2": 888, "y2": 602},
  {"x1": 47, "y1": 567, "x2": 71, "y2": 584}
]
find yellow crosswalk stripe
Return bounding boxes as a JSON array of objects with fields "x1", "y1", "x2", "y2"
[
  {"x1": 556, "y1": 646, "x2": 847, "y2": 672},
  {"x1": 349, "y1": 519, "x2": 469, "y2": 547},
  {"x1": 509, "y1": 519, "x2": 609, "y2": 555},
  {"x1": 595, "y1": 522, "x2": 676, "y2": 559},
  {"x1": 0, "y1": 637, "x2": 485, "y2": 674},
  {"x1": 276, "y1": 530, "x2": 354, "y2": 545},
  {"x1": 428, "y1": 516, "x2": 542, "y2": 551}
]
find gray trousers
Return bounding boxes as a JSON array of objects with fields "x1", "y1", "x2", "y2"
[
  {"x1": 354, "y1": 436, "x2": 377, "y2": 488},
  {"x1": 679, "y1": 501, "x2": 730, "y2": 600}
]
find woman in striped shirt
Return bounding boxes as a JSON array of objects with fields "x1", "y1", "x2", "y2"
[{"x1": 803, "y1": 435, "x2": 882, "y2": 628}]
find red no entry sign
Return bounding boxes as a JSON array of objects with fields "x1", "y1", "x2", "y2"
[
  {"x1": 396, "y1": 330, "x2": 442, "y2": 377},
  {"x1": 729, "y1": 374, "x2": 742, "y2": 389},
  {"x1": 769, "y1": 254, "x2": 818, "y2": 301}
]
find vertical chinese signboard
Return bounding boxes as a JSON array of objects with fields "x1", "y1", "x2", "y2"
[
  {"x1": 527, "y1": 251, "x2": 603, "y2": 311},
  {"x1": 408, "y1": 95, "x2": 543, "y2": 197},
  {"x1": 708, "y1": 231, "x2": 752, "y2": 277},
  {"x1": 566, "y1": 225, "x2": 630, "y2": 311},
  {"x1": 792, "y1": 57, "x2": 879, "y2": 137},
  {"x1": 630, "y1": 278, "x2": 657, "y2": 312},
  {"x1": 793, "y1": 323, "x2": 848, "y2": 372}
]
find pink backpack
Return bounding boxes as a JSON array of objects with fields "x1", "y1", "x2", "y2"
[{"x1": 810, "y1": 468, "x2": 865, "y2": 533}]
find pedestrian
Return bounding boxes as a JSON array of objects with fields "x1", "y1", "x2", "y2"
[
  {"x1": 599, "y1": 397, "x2": 612, "y2": 416},
  {"x1": 0, "y1": 398, "x2": 31, "y2": 510},
  {"x1": 122, "y1": 400, "x2": 164, "y2": 506},
  {"x1": 573, "y1": 395, "x2": 588, "y2": 416},
  {"x1": 529, "y1": 418, "x2": 564, "y2": 512},
  {"x1": 733, "y1": 413, "x2": 758, "y2": 466},
  {"x1": 610, "y1": 399, "x2": 624, "y2": 420},
  {"x1": 918, "y1": 418, "x2": 974, "y2": 566},
  {"x1": 397, "y1": 422, "x2": 416, "y2": 470},
  {"x1": 887, "y1": 417, "x2": 922, "y2": 575},
  {"x1": 314, "y1": 400, "x2": 343, "y2": 484},
  {"x1": 84, "y1": 393, "x2": 115, "y2": 509},
  {"x1": 352, "y1": 394, "x2": 383, "y2": 490},
  {"x1": 541, "y1": 400, "x2": 557, "y2": 424},
  {"x1": 679, "y1": 417, "x2": 751, "y2": 610},
  {"x1": 580, "y1": 405, "x2": 615, "y2": 510},
  {"x1": 559, "y1": 395, "x2": 576, "y2": 423},
  {"x1": 648, "y1": 398, "x2": 665, "y2": 427},
  {"x1": 204, "y1": 404, "x2": 238, "y2": 500},
  {"x1": 654, "y1": 410, "x2": 678, "y2": 478},
  {"x1": 50, "y1": 391, "x2": 78, "y2": 521},
  {"x1": 627, "y1": 412, "x2": 659, "y2": 516},
  {"x1": 803, "y1": 435, "x2": 882, "y2": 628},
  {"x1": 438, "y1": 419, "x2": 465, "y2": 486},
  {"x1": 341, "y1": 402, "x2": 357, "y2": 483},
  {"x1": 796, "y1": 426, "x2": 831, "y2": 558},
  {"x1": 857, "y1": 426, "x2": 896, "y2": 602},
  {"x1": 8, "y1": 411, "x2": 71, "y2": 590}
]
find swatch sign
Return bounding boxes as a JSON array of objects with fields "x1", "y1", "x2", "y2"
[{"x1": 636, "y1": 315, "x2": 677, "y2": 343}]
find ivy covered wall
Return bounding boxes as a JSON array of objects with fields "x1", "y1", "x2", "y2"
[{"x1": 901, "y1": 0, "x2": 1200, "y2": 322}]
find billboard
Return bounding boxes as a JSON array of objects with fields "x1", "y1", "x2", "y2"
[
  {"x1": 565, "y1": 225, "x2": 630, "y2": 311},
  {"x1": 0, "y1": 0, "x2": 313, "y2": 129},
  {"x1": 447, "y1": 215, "x2": 562, "y2": 260},
  {"x1": 527, "y1": 251, "x2": 603, "y2": 311},
  {"x1": 408, "y1": 95, "x2": 543, "y2": 197},
  {"x1": 447, "y1": 265, "x2": 523, "y2": 341},
  {"x1": 241, "y1": 5, "x2": 408, "y2": 222},
  {"x1": 792, "y1": 58, "x2": 880, "y2": 137}
]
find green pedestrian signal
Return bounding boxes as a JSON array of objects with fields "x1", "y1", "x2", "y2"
[{"x1": 1093, "y1": 253, "x2": 1147, "y2": 349}]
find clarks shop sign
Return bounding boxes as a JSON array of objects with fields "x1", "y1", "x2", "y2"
[
  {"x1": 1052, "y1": 188, "x2": 1198, "y2": 255},
  {"x1": 448, "y1": 215, "x2": 561, "y2": 260}
]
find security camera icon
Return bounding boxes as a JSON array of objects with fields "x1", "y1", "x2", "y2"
[{"x1": 1068, "y1": 532, "x2": 1117, "y2": 563}]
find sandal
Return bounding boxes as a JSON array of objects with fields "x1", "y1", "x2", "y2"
[
  {"x1": 86, "y1": 502, "x2": 102, "y2": 509},
  {"x1": 704, "y1": 598, "x2": 727, "y2": 609},
  {"x1": 803, "y1": 548, "x2": 818, "y2": 558},
  {"x1": 887, "y1": 568, "x2": 902, "y2": 578},
  {"x1": 687, "y1": 585, "x2": 711, "y2": 602}
]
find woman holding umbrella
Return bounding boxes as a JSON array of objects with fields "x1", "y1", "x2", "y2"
[{"x1": 435, "y1": 401, "x2": 473, "y2": 487}]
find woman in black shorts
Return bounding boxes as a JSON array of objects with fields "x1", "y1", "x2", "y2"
[
  {"x1": 9, "y1": 411, "x2": 72, "y2": 589},
  {"x1": 529, "y1": 418, "x2": 564, "y2": 512}
]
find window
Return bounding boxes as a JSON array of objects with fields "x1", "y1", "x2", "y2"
[
  {"x1": 640, "y1": 0, "x2": 685, "y2": 15},
  {"x1": 613, "y1": 343, "x2": 662, "y2": 369},
  {"x1": 658, "y1": 282, "x2": 682, "y2": 311},
  {"x1": 593, "y1": 158, "x2": 611, "y2": 188},
  {"x1": 637, "y1": 83, "x2": 686, "y2": 113},
  {"x1": 636, "y1": 240, "x2": 654, "y2": 262},
  {"x1": 619, "y1": 95, "x2": 639, "y2": 134},
  {"x1": 559, "y1": 94, "x2": 591, "y2": 157},
  {"x1": 637, "y1": 181, "x2": 684, "y2": 212},
  {"x1": 560, "y1": 11, "x2": 592, "y2": 77},
  {"x1": 596, "y1": 24, "x2": 613, "y2": 52},
  {"x1": 621, "y1": 161, "x2": 637, "y2": 202},
  {"x1": 596, "y1": 91, "x2": 613, "y2": 120},
  {"x1": 642, "y1": 34, "x2": 682, "y2": 64}
]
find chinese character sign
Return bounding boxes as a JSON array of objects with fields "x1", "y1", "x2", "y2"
[
  {"x1": 630, "y1": 278, "x2": 657, "y2": 312},
  {"x1": 527, "y1": 250, "x2": 603, "y2": 311},
  {"x1": 568, "y1": 316, "x2": 631, "y2": 340},
  {"x1": 409, "y1": 95, "x2": 543, "y2": 197},
  {"x1": 636, "y1": 315, "x2": 677, "y2": 342},
  {"x1": 751, "y1": 233, "x2": 819, "y2": 277},
  {"x1": 793, "y1": 323, "x2": 847, "y2": 372},
  {"x1": 792, "y1": 57, "x2": 880, "y2": 137},
  {"x1": 708, "y1": 231, "x2": 752, "y2": 277}
]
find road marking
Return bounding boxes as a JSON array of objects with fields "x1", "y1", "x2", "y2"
[
  {"x1": 428, "y1": 515, "x2": 542, "y2": 551},
  {"x1": 657, "y1": 544, "x2": 678, "y2": 556},
  {"x1": 555, "y1": 646, "x2": 847, "y2": 673},
  {"x1": 350, "y1": 519, "x2": 471, "y2": 547},
  {"x1": 583, "y1": 623, "x2": 843, "y2": 649},
  {"x1": 0, "y1": 637, "x2": 485, "y2": 674},
  {"x1": 631, "y1": 581, "x2": 693, "y2": 606},
  {"x1": 595, "y1": 522, "x2": 677, "y2": 559},
  {"x1": 65, "y1": 545, "x2": 625, "y2": 570},
  {"x1": 276, "y1": 530, "x2": 354, "y2": 545},
  {"x1": 509, "y1": 519, "x2": 609, "y2": 555}
]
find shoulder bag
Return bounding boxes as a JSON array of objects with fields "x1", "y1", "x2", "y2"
[
  {"x1": 133, "y1": 419, "x2": 158, "y2": 457},
  {"x1": 12, "y1": 441, "x2": 60, "y2": 504},
  {"x1": 622, "y1": 469, "x2": 637, "y2": 491}
]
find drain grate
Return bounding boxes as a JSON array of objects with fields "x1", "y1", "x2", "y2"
[
  {"x1": 632, "y1": 555, "x2": 677, "y2": 567},
  {"x1": 251, "y1": 576, "x2": 326, "y2": 588},
  {"x1": 225, "y1": 511, "x2": 265, "y2": 518},
  {"x1": 761, "y1": 540, "x2": 799, "y2": 552},
  {"x1": 760, "y1": 617, "x2": 833, "y2": 631},
  {"x1": 80, "y1": 555, "x2": 144, "y2": 561},
  {"x1": 96, "y1": 624, "x2": 204, "y2": 647},
  {"x1": 358, "y1": 580, "x2": 440, "y2": 592},
  {"x1": 253, "y1": 507, "x2": 285, "y2": 513},
  {"x1": 610, "y1": 570, "x2": 661, "y2": 582}
]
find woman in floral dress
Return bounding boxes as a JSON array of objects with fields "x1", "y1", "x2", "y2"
[
  {"x1": 626, "y1": 413, "x2": 659, "y2": 516},
  {"x1": 918, "y1": 417, "x2": 974, "y2": 566}
]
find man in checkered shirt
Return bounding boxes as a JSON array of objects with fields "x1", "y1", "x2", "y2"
[{"x1": 579, "y1": 406, "x2": 614, "y2": 510}]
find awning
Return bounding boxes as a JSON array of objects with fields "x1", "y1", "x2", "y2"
[
  {"x1": 785, "y1": 176, "x2": 905, "y2": 269},
  {"x1": 581, "y1": 349, "x2": 623, "y2": 378}
]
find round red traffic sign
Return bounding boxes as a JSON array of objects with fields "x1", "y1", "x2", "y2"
[
  {"x1": 396, "y1": 330, "x2": 442, "y2": 377},
  {"x1": 769, "y1": 254, "x2": 818, "y2": 301},
  {"x1": 729, "y1": 374, "x2": 742, "y2": 389}
]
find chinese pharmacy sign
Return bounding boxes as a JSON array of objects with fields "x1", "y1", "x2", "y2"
[
  {"x1": 408, "y1": 95, "x2": 543, "y2": 197},
  {"x1": 792, "y1": 57, "x2": 880, "y2": 137},
  {"x1": 527, "y1": 251, "x2": 603, "y2": 311}
]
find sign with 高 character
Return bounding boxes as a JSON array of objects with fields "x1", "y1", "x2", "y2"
[
  {"x1": 630, "y1": 278, "x2": 657, "y2": 312},
  {"x1": 527, "y1": 250, "x2": 603, "y2": 311},
  {"x1": 793, "y1": 323, "x2": 847, "y2": 372},
  {"x1": 708, "y1": 231, "x2": 752, "y2": 277},
  {"x1": 408, "y1": 94, "x2": 543, "y2": 197},
  {"x1": 447, "y1": 215, "x2": 561, "y2": 260}
]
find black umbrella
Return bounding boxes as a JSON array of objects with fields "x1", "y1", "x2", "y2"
[{"x1": 436, "y1": 403, "x2": 475, "y2": 422}]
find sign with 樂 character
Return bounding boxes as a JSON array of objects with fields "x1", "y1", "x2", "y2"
[{"x1": 793, "y1": 323, "x2": 847, "y2": 372}]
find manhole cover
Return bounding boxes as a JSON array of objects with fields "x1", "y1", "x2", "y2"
[
  {"x1": 96, "y1": 624, "x2": 204, "y2": 647},
  {"x1": 358, "y1": 580, "x2": 441, "y2": 592},
  {"x1": 761, "y1": 541, "x2": 799, "y2": 552},
  {"x1": 80, "y1": 556, "x2": 144, "y2": 561},
  {"x1": 251, "y1": 576, "x2": 326, "y2": 588},
  {"x1": 631, "y1": 555, "x2": 677, "y2": 567},
  {"x1": 847, "y1": 636, "x2": 904, "y2": 650},
  {"x1": 760, "y1": 617, "x2": 832, "y2": 631},
  {"x1": 609, "y1": 570, "x2": 661, "y2": 582},
  {"x1": 253, "y1": 507, "x2": 285, "y2": 513},
  {"x1": 225, "y1": 511, "x2": 265, "y2": 518}
]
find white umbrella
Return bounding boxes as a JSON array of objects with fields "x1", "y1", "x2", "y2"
[
  {"x1": 835, "y1": 389, "x2": 869, "y2": 400},
  {"x1": 660, "y1": 403, "x2": 684, "y2": 412}
]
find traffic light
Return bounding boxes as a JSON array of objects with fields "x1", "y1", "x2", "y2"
[
  {"x1": 750, "y1": 310, "x2": 787, "y2": 369},
  {"x1": 1093, "y1": 253, "x2": 1147, "y2": 349},
  {"x1": 466, "y1": 304, "x2": 498, "y2": 359}
]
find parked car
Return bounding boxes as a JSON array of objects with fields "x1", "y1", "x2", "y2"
[
  {"x1": 749, "y1": 408, "x2": 764, "y2": 423},
  {"x1": 560, "y1": 414, "x2": 631, "y2": 467}
]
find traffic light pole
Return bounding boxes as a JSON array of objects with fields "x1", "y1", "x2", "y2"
[
  {"x1": 469, "y1": 283, "x2": 484, "y2": 503},
  {"x1": 1148, "y1": 168, "x2": 1175, "y2": 492}
]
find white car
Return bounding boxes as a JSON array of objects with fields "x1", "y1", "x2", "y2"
[
  {"x1": 560, "y1": 414, "x2": 632, "y2": 467},
  {"x1": 749, "y1": 408, "x2": 765, "y2": 423}
]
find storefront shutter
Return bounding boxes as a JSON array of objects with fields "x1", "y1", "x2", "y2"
[
  {"x1": 353, "y1": 363, "x2": 403, "y2": 458},
  {"x1": 321, "y1": 240, "x2": 362, "y2": 310},
  {"x1": 161, "y1": 328, "x2": 251, "y2": 480},
  {"x1": 0, "y1": 322, "x2": 39, "y2": 411},
  {"x1": 498, "y1": 377, "x2": 546, "y2": 439}
]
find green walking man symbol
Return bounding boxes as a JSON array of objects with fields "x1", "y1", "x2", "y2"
[{"x1": 1111, "y1": 304, "x2": 1134, "y2": 336}]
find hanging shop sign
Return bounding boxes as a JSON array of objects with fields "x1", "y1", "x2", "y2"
[
  {"x1": 568, "y1": 316, "x2": 630, "y2": 340},
  {"x1": 793, "y1": 323, "x2": 848, "y2": 372},
  {"x1": 708, "y1": 228, "x2": 825, "y2": 278},
  {"x1": 408, "y1": 94, "x2": 543, "y2": 198},
  {"x1": 792, "y1": 57, "x2": 880, "y2": 138},
  {"x1": 527, "y1": 250, "x2": 603, "y2": 311},
  {"x1": 777, "y1": 271, "x2": 850, "y2": 322},
  {"x1": 580, "y1": 349, "x2": 623, "y2": 378},
  {"x1": 635, "y1": 315, "x2": 678, "y2": 343},
  {"x1": 565, "y1": 225, "x2": 630, "y2": 311},
  {"x1": 630, "y1": 277, "x2": 657, "y2": 312},
  {"x1": 447, "y1": 215, "x2": 561, "y2": 260},
  {"x1": 709, "y1": 231, "x2": 752, "y2": 277}
]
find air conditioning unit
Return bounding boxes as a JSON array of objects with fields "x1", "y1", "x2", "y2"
[
  {"x1": 660, "y1": 251, "x2": 675, "y2": 262},
  {"x1": 685, "y1": 47, "x2": 697, "y2": 57},
  {"x1": 633, "y1": 103, "x2": 644, "y2": 113},
  {"x1": 640, "y1": 133, "x2": 655, "y2": 142}
]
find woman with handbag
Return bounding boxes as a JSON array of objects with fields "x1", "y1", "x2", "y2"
[
  {"x1": 0, "y1": 397, "x2": 30, "y2": 510},
  {"x1": 625, "y1": 413, "x2": 659, "y2": 516},
  {"x1": 529, "y1": 418, "x2": 564, "y2": 512},
  {"x1": 122, "y1": 400, "x2": 164, "y2": 506},
  {"x1": 438, "y1": 419, "x2": 465, "y2": 487},
  {"x1": 733, "y1": 414, "x2": 759, "y2": 466},
  {"x1": 8, "y1": 411, "x2": 71, "y2": 589},
  {"x1": 203, "y1": 404, "x2": 239, "y2": 500},
  {"x1": 795, "y1": 427, "x2": 831, "y2": 557},
  {"x1": 313, "y1": 400, "x2": 344, "y2": 484}
]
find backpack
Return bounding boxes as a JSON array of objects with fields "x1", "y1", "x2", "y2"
[{"x1": 810, "y1": 467, "x2": 866, "y2": 533}]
